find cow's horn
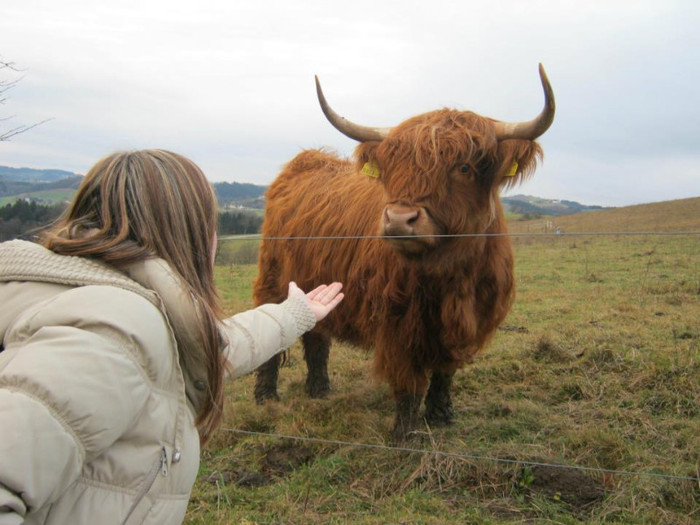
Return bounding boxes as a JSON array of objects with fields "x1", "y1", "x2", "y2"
[
  {"x1": 315, "y1": 76, "x2": 391, "y2": 142},
  {"x1": 493, "y1": 63, "x2": 556, "y2": 141}
]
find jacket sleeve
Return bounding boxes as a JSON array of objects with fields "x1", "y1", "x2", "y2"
[
  {"x1": 0, "y1": 321, "x2": 152, "y2": 522},
  {"x1": 221, "y1": 297, "x2": 316, "y2": 378},
  {"x1": 0, "y1": 387, "x2": 84, "y2": 524}
]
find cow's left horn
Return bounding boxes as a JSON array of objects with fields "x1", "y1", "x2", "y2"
[
  {"x1": 315, "y1": 76, "x2": 391, "y2": 142},
  {"x1": 493, "y1": 63, "x2": 556, "y2": 141}
]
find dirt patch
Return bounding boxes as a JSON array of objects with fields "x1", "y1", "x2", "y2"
[
  {"x1": 527, "y1": 465, "x2": 607, "y2": 510},
  {"x1": 202, "y1": 443, "x2": 317, "y2": 488},
  {"x1": 261, "y1": 442, "x2": 316, "y2": 475},
  {"x1": 201, "y1": 443, "x2": 317, "y2": 489},
  {"x1": 203, "y1": 469, "x2": 271, "y2": 487}
]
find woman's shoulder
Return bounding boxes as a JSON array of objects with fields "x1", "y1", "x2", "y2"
[
  {"x1": 45, "y1": 283, "x2": 170, "y2": 338},
  {"x1": 6, "y1": 282, "x2": 175, "y2": 379},
  {"x1": 0, "y1": 283, "x2": 176, "y2": 468}
]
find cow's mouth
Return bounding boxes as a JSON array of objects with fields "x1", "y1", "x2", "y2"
[{"x1": 383, "y1": 234, "x2": 437, "y2": 257}]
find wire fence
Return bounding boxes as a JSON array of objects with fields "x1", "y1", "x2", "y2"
[
  {"x1": 220, "y1": 230, "x2": 700, "y2": 241},
  {"x1": 221, "y1": 428, "x2": 700, "y2": 483},
  {"x1": 214, "y1": 229, "x2": 699, "y2": 488}
]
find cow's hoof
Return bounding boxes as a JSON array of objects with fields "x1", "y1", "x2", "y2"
[
  {"x1": 254, "y1": 389, "x2": 280, "y2": 405},
  {"x1": 390, "y1": 419, "x2": 421, "y2": 444},
  {"x1": 305, "y1": 379, "x2": 331, "y2": 399},
  {"x1": 391, "y1": 427, "x2": 428, "y2": 445},
  {"x1": 424, "y1": 405, "x2": 454, "y2": 427},
  {"x1": 390, "y1": 427, "x2": 409, "y2": 445}
]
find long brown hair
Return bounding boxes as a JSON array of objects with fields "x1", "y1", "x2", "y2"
[{"x1": 41, "y1": 149, "x2": 224, "y2": 443}]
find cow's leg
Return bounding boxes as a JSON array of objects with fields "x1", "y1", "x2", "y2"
[
  {"x1": 392, "y1": 390, "x2": 424, "y2": 443},
  {"x1": 424, "y1": 369, "x2": 455, "y2": 427},
  {"x1": 303, "y1": 331, "x2": 331, "y2": 398},
  {"x1": 254, "y1": 354, "x2": 282, "y2": 403}
]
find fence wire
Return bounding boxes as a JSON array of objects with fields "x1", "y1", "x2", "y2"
[
  {"x1": 216, "y1": 229, "x2": 699, "y2": 487},
  {"x1": 221, "y1": 428, "x2": 699, "y2": 483},
  {"x1": 220, "y1": 230, "x2": 700, "y2": 242}
]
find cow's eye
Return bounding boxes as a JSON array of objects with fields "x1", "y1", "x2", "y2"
[{"x1": 460, "y1": 164, "x2": 471, "y2": 174}]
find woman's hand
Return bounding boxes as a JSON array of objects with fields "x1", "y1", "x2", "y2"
[{"x1": 288, "y1": 281, "x2": 344, "y2": 322}]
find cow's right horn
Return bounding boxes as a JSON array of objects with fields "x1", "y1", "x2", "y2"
[
  {"x1": 493, "y1": 63, "x2": 556, "y2": 141},
  {"x1": 315, "y1": 76, "x2": 391, "y2": 142}
]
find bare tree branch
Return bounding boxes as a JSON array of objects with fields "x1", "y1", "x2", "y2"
[
  {"x1": 1, "y1": 119, "x2": 53, "y2": 141},
  {"x1": 1, "y1": 56, "x2": 50, "y2": 141},
  {"x1": 0, "y1": 59, "x2": 23, "y2": 94}
]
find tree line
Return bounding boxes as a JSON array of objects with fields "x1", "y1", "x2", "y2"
[
  {"x1": 217, "y1": 210, "x2": 263, "y2": 235},
  {"x1": 0, "y1": 199, "x2": 65, "y2": 241},
  {"x1": 0, "y1": 199, "x2": 264, "y2": 242}
]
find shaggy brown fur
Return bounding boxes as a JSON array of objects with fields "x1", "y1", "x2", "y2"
[{"x1": 254, "y1": 108, "x2": 543, "y2": 441}]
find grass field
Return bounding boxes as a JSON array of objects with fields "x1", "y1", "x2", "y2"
[
  {"x1": 0, "y1": 189, "x2": 74, "y2": 207},
  {"x1": 188, "y1": 197, "x2": 699, "y2": 524}
]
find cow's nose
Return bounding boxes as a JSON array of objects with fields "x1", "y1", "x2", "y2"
[{"x1": 383, "y1": 206, "x2": 420, "y2": 236}]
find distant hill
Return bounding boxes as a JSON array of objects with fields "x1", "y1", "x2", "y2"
[
  {"x1": 3, "y1": 165, "x2": 619, "y2": 216},
  {"x1": 0, "y1": 165, "x2": 84, "y2": 205},
  {"x1": 503, "y1": 194, "x2": 608, "y2": 217},
  {"x1": 509, "y1": 196, "x2": 700, "y2": 234},
  {"x1": 0, "y1": 176, "x2": 84, "y2": 206},
  {"x1": 0, "y1": 164, "x2": 268, "y2": 208},
  {"x1": 214, "y1": 181, "x2": 267, "y2": 209},
  {"x1": 0, "y1": 165, "x2": 81, "y2": 182}
]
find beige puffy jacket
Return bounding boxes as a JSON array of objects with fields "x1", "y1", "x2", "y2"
[{"x1": 0, "y1": 240, "x2": 316, "y2": 524}]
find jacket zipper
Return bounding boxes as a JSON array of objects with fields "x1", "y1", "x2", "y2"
[{"x1": 121, "y1": 446, "x2": 168, "y2": 524}]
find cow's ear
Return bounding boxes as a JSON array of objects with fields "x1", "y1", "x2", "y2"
[
  {"x1": 354, "y1": 141, "x2": 382, "y2": 176},
  {"x1": 495, "y1": 139, "x2": 543, "y2": 190}
]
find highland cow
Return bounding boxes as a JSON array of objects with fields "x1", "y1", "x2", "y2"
[{"x1": 253, "y1": 64, "x2": 555, "y2": 441}]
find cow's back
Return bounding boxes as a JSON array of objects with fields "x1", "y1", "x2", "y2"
[{"x1": 254, "y1": 149, "x2": 394, "y2": 344}]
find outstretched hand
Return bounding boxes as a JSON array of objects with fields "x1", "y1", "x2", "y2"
[{"x1": 288, "y1": 281, "x2": 344, "y2": 322}]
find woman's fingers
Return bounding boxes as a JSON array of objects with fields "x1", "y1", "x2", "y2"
[{"x1": 307, "y1": 282, "x2": 343, "y2": 303}]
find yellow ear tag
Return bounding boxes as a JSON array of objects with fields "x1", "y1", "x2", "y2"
[
  {"x1": 361, "y1": 161, "x2": 381, "y2": 178},
  {"x1": 506, "y1": 162, "x2": 519, "y2": 177}
]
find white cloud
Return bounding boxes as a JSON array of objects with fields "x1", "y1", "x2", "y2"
[{"x1": 1, "y1": 0, "x2": 699, "y2": 206}]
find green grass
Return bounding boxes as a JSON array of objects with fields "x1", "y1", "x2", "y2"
[
  {"x1": 189, "y1": 200, "x2": 699, "y2": 524},
  {"x1": 0, "y1": 189, "x2": 75, "y2": 206}
]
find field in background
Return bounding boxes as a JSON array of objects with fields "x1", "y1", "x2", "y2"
[
  {"x1": 0, "y1": 189, "x2": 74, "y2": 206},
  {"x1": 189, "y1": 198, "x2": 699, "y2": 524}
]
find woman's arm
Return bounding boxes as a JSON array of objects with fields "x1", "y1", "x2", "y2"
[{"x1": 221, "y1": 282, "x2": 343, "y2": 378}]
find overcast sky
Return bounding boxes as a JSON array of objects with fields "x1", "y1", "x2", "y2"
[{"x1": 2, "y1": 0, "x2": 698, "y2": 207}]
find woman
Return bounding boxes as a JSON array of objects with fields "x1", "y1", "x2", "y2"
[{"x1": 0, "y1": 150, "x2": 343, "y2": 524}]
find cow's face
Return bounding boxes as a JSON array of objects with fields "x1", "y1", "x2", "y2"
[
  {"x1": 354, "y1": 111, "x2": 543, "y2": 256},
  {"x1": 315, "y1": 65, "x2": 554, "y2": 257}
]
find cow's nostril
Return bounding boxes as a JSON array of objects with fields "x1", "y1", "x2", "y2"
[
  {"x1": 386, "y1": 208, "x2": 418, "y2": 226},
  {"x1": 384, "y1": 206, "x2": 420, "y2": 236}
]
